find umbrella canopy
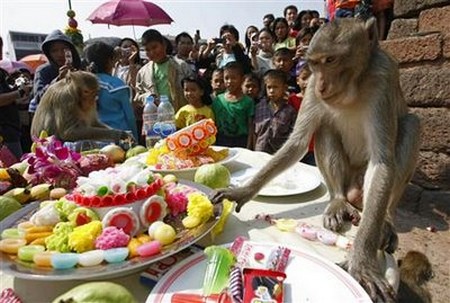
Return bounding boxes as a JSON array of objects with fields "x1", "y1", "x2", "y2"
[
  {"x1": 87, "y1": 0, "x2": 173, "y2": 27},
  {"x1": 19, "y1": 54, "x2": 48, "y2": 71},
  {"x1": 0, "y1": 59, "x2": 33, "y2": 74}
]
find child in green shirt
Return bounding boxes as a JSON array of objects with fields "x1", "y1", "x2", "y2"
[{"x1": 212, "y1": 62, "x2": 255, "y2": 148}]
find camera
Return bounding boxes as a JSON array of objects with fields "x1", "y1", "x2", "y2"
[
  {"x1": 64, "y1": 48, "x2": 73, "y2": 65},
  {"x1": 14, "y1": 75, "x2": 28, "y2": 89},
  {"x1": 121, "y1": 47, "x2": 132, "y2": 57},
  {"x1": 213, "y1": 38, "x2": 224, "y2": 44}
]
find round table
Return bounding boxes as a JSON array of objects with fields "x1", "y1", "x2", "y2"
[{"x1": 0, "y1": 148, "x2": 397, "y2": 302}]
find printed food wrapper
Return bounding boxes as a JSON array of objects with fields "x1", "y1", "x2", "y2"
[{"x1": 230, "y1": 236, "x2": 291, "y2": 272}]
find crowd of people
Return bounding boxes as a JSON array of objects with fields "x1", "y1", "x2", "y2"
[{"x1": 0, "y1": 1, "x2": 394, "y2": 167}]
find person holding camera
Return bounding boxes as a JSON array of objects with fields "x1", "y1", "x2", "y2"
[
  {"x1": 28, "y1": 30, "x2": 81, "y2": 115},
  {"x1": 113, "y1": 37, "x2": 141, "y2": 94},
  {"x1": 249, "y1": 28, "x2": 275, "y2": 78}
]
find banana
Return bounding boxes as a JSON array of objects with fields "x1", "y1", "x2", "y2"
[
  {"x1": 3, "y1": 187, "x2": 32, "y2": 204},
  {"x1": 30, "y1": 184, "x2": 52, "y2": 201}
]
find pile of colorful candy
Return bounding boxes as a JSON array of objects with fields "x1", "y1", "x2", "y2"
[{"x1": 0, "y1": 175, "x2": 217, "y2": 270}]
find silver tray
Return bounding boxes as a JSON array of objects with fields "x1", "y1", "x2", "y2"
[{"x1": 0, "y1": 180, "x2": 222, "y2": 281}]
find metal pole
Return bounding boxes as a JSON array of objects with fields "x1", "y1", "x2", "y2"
[{"x1": 68, "y1": 0, "x2": 72, "y2": 10}]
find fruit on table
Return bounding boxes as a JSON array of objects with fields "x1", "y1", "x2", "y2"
[
  {"x1": 100, "y1": 144, "x2": 126, "y2": 163},
  {"x1": 2, "y1": 187, "x2": 31, "y2": 204},
  {"x1": 125, "y1": 145, "x2": 147, "y2": 159},
  {"x1": 51, "y1": 282, "x2": 137, "y2": 303},
  {"x1": 194, "y1": 163, "x2": 231, "y2": 189},
  {"x1": 30, "y1": 183, "x2": 52, "y2": 201},
  {"x1": 17, "y1": 244, "x2": 45, "y2": 261},
  {"x1": 162, "y1": 174, "x2": 177, "y2": 184},
  {"x1": 0, "y1": 196, "x2": 22, "y2": 220},
  {"x1": 49, "y1": 188, "x2": 68, "y2": 200}
]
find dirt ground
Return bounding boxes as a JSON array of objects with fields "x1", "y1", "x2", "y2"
[{"x1": 394, "y1": 198, "x2": 450, "y2": 303}]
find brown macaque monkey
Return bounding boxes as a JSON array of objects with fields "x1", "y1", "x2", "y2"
[
  {"x1": 31, "y1": 71, "x2": 132, "y2": 142},
  {"x1": 398, "y1": 251, "x2": 433, "y2": 303},
  {"x1": 211, "y1": 17, "x2": 420, "y2": 302}
]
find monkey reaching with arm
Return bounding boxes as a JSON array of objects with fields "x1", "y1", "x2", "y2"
[
  {"x1": 31, "y1": 71, "x2": 132, "y2": 142},
  {"x1": 211, "y1": 17, "x2": 420, "y2": 302}
]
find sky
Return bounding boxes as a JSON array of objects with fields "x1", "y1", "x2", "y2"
[{"x1": 0, "y1": 0, "x2": 324, "y2": 59}]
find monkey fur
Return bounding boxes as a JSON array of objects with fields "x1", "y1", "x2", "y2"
[
  {"x1": 211, "y1": 17, "x2": 420, "y2": 302},
  {"x1": 398, "y1": 251, "x2": 433, "y2": 303},
  {"x1": 31, "y1": 71, "x2": 130, "y2": 142}
]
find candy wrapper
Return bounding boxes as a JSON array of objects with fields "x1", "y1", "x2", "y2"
[
  {"x1": 230, "y1": 237, "x2": 291, "y2": 272},
  {"x1": 243, "y1": 268, "x2": 286, "y2": 303}
]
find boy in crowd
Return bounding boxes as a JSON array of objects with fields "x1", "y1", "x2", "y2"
[
  {"x1": 210, "y1": 68, "x2": 225, "y2": 99},
  {"x1": 212, "y1": 62, "x2": 254, "y2": 148},
  {"x1": 134, "y1": 29, "x2": 193, "y2": 112},
  {"x1": 272, "y1": 47, "x2": 300, "y2": 95},
  {"x1": 253, "y1": 69, "x2": 297, "y2": 154}
]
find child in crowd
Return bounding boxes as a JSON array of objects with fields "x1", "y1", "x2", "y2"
[
  {"x1": 134, "y1": 29, "x2": 193, "y2": 113},
  {"x1": 272, "y1": 48, "x2": 299, "y2": 94},
  {"x1": 175, "y1": 76, "x2": 214, "y2": 129},
  {"x1": 210, "y1": 68, "x2": 225, "y2": 99},
  {"x1": 212, "y1": 62, "x2": 254, "y2": 148},
  {"x1": 253, "y1": 69, "x2": 297, "y2": 154},
  {"x1": 289, "y1": 62, "x2": 311, "y2": 111},
  {"x1": 242, "y1": 73, "x2": 262, "y2": 104},
  {"x1": 272, "y1": 18, "x2": 296, "y2": 51},
  {"x1": 84, "y1": 41, "x2": 138, "y2": 141},
  {"x1": 289, "y1": 63, "x2": 315, "y2": 165}
]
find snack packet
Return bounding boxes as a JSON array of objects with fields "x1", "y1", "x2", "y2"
[
  {"x1": 230, "y1": 237, "x2": 291, "y2": 272},
  {"x1": 243, "y1": 268, "x2": 286, "y2": 303}
]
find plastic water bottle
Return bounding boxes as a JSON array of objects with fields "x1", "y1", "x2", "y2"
[
  {"x1": 142, "y1": 95, "x2": 159, "y2": 148},
  {"x1": 155, "y1": 95, "x2": 176, "y2": 138}
]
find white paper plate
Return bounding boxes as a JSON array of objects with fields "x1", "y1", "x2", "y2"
[
  {"x1": 231, "y1": 163, "x2": 321, "y2": 196},
  {"x1": 146, "y1": 243, "x2": 371, "y2": 303},
  {"x1": 125, "y1": 147, "x2": 240, "y2": 173}
]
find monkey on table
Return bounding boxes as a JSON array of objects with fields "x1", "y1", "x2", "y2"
[
  {"x1": 31, "y1": 71, "x2": 134, "y2": 143},
  {"x1": 211, "y1": 17, "x2": 420, "y2": 302}
]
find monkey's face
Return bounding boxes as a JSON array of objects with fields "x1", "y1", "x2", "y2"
[{"x1": 306, "y1": 19, "x2": 372, "y2": 106}]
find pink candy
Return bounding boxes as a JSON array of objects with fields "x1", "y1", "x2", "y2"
[
  {"x1": 95, "y1": 226, "x2": 130, "y2": 250},
  {"x1": 295, "y1": 224, "x2": 319, "y2": 241},
  {"x1": 137, "y1": 240, "x2": 161, "y2": 257}
]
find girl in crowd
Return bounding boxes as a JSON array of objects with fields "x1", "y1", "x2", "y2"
[
  {"x1": 175, "y1": 76, "x2": 214, "y2": 129},
  {"x1": 250, "y1": 28, "x2": 275, "y2": 77},
  {"x1": 272, "y1": 18, "x2": 296, "y2": 51},
  {"x1": 113, "y1": 37, "x2": 141, "y2": 93},
  {"x1": 244, "y1": 25, "x2": 259, "y2": 55},
  {"x1": 84, "y1": 41, "x2": 138, "y2": 141}
]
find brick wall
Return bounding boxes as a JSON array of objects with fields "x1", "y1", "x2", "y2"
[{"x1": 380, "y1": 1, "x2": 450, "y2": 212}]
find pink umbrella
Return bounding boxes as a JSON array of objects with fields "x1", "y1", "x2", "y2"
[
  {"x1": 0, "y1": 59, "x2": 34, "y2": 74},
  {"x1": 87, "y1": 0, "x2": 173, "y2": 27}
]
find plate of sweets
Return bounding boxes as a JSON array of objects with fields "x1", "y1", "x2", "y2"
[
  {"x1": 0, "y1": 163, "x2": 224, "y2": 280},
  {"x1": 137, "y1": 119, "x2": 240, "y2": 173},
  {"x1": 147, "y1": 237, "x2": 371, "y2": 303}
]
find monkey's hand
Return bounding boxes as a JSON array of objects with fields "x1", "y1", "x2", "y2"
[
  {"x1": 342, "y1": 257, "x2": 397, "y2": 303},
  {"x1": 209, "y1": 186, "x2": 256, "y2": 213}
]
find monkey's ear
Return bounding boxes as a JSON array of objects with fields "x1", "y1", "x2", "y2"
[{"x1": 364, "y1": 17, "x2": 379, "y2": 49}]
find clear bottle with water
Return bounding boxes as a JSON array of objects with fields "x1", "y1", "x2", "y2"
[
  {"x1": 142, "y1": 95, "x2": 159, "y2": 148},
  {"x1": 155, "y1": 95, "x2": 176, "y2": 138}
]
